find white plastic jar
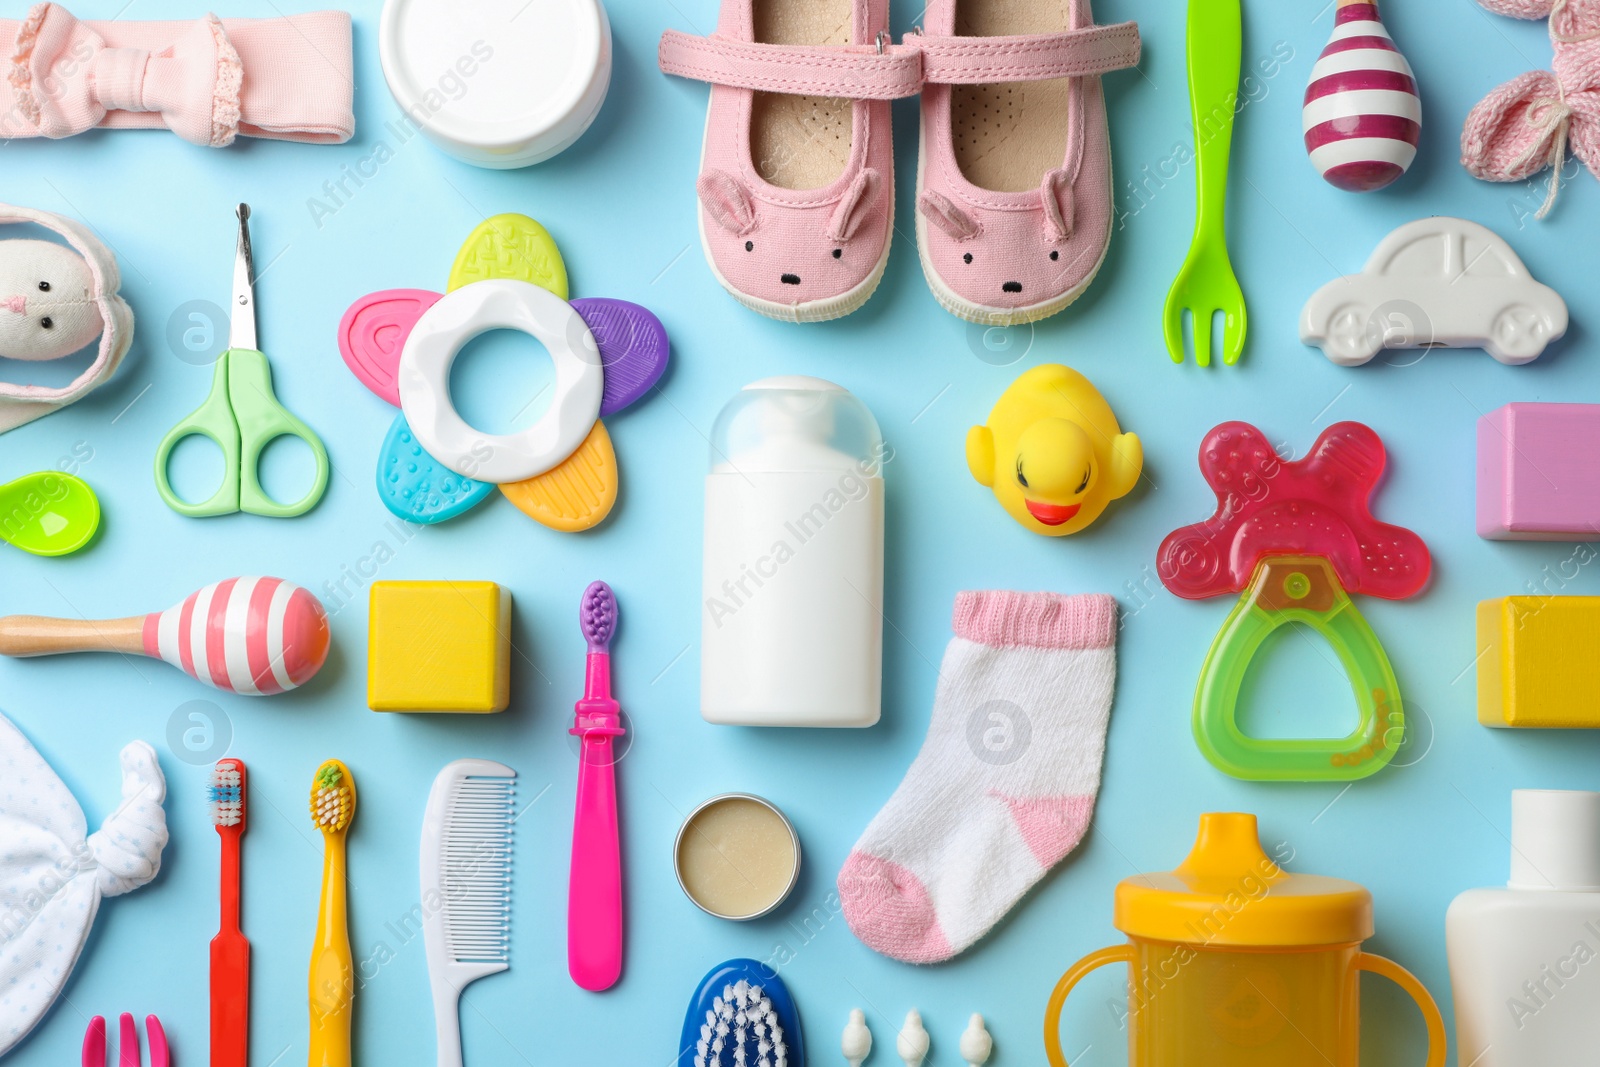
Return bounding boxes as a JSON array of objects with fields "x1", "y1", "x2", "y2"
[
  {"x1": 701, "y1": 377, "x2": 884, "y2": 727},
  {"x1": 379, "y1": 0, "x2": 612, "y2": 169}
]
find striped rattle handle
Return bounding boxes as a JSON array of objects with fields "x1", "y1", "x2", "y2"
[{"x1": 0, "y1": 615, "x2": 148, "y2": 657}]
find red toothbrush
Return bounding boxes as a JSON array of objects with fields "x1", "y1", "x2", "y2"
[{"x1": 209, "y1": 759, "x2": 249, "y2": 1067}]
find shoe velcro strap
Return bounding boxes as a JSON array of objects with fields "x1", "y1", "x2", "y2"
[
  {"x1": 910, "y1": 22, "x2": 1141, "y2": 84},
  {"x1": 658, "y1": 30, "x2": 924, "y2": 99}
]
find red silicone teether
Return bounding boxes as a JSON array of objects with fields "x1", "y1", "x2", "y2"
[{"x1": 1157, "y1": 421, "x2": 1430, "y2": 601}]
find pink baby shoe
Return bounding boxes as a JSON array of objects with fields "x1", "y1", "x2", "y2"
[
  {"x1": 911, "y1": 0, "x2": 1140, "y2": 325},
  {"x1": 659, "y1": 0, "x2": 910, "y2": 322}
]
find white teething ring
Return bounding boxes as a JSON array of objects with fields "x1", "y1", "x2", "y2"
[{"x1": 397, "y1": 279, "x2": 602, "y2": 484}]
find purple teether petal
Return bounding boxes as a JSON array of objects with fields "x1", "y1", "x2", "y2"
[
  {"x1": 580, "y1": 580, "x2": 618, "y2": 653},
  {"x1": 571, "y1": 298, "x2": 670, "y2": 417}
]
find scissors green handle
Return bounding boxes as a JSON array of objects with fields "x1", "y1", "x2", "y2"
[{"x1": 155, "y1": 348, "x2": 330, "y2": 518}]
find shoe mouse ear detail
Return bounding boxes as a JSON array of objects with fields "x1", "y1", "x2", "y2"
[
  {"x1": 829, "y1": 168, "x2": 882, "y2": 242},
  {"x1": 919, "y1": 190, "x2": 979, "y2": 241},
  {"x1": 697, "y1": 170, "x2": 758, "y2": 235},
  {"x1": 1040, "y1": 170, "x2": 1075, "y2": 242}
]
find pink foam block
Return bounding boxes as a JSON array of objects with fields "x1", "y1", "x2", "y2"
[{"x1": 1478, "y1": 403, "x2": 1600, "y2": 541}]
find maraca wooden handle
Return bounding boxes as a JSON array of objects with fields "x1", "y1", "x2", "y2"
[{"x1": 0, "y1": 615, "x2": 146, "y2": 657}]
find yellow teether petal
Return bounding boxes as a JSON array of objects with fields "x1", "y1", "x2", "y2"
[
  {"x1": 499, "y1": 421, "x2": 617, "y2": 532},
  {"x1": 448, "y1": 214, "x2": 569, "y2": 298}
]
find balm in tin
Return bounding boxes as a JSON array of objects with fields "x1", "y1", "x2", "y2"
[{"x1": 674, "y1": 793, "x2": 801, "y2": 921}]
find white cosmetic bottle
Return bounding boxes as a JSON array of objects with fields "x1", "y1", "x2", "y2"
[
  {"x1": 1447, "y1": 789, "x2": 1600, "y2": 1066},
  {"x1": 701, "y1": 377, "x2": 884, "y2": 727}
]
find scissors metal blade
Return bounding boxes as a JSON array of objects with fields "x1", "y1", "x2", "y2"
[{"x1": 229, "y1": 203, "x2": 257, "y2": 352}]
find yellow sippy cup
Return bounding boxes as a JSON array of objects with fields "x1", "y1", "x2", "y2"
[{"x1": 1045, "y1": 812, "x2": 1445, "y2": 1067}]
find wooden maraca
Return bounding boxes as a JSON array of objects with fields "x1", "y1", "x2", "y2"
[
  {"x1": 0, "y1": 576, "x2": 329, "y2": 695},
  {"x1": 1302, "y1": 0, "x2": 1421, "y2": 192}
]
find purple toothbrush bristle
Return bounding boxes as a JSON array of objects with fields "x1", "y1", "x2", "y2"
[{"x1": 581, "y1": 581, "x2": 618, "y2": 652}]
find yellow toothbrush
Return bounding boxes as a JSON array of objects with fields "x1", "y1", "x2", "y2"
[{"x1": 307, "y1": 759, "x2": 356, "y2": 1067}]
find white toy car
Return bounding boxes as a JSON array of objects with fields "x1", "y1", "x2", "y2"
[{"x1": 1301, "y1": 217, "x2": 1567, "y2": 367}]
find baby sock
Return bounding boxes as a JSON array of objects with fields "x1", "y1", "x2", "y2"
[{"x1": 837, "y1": 590, "x2": 1117, "y2": 963}]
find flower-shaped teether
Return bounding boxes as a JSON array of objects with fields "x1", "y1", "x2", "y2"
[
  {"x1": 1157, "y1": 421, "x2": 1430, "y2": 782},
  {"x1": 337, "y1": 215, "x2": 669, "y2": 530}
]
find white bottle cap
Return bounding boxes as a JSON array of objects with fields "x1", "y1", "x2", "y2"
[
  {"x1": 709, "y1": 378, "x2": 883, "y2": 475},
  {"x1": 1510, "y1": 789, "x2": 1600, "y2": 890}
]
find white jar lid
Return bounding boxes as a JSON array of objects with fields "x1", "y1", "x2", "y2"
[{"x1": 379, "y1": 0, "x2": 612, "y2": 169}]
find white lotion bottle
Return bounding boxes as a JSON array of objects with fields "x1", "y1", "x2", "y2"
[
  {"x1": 1447, "y1": 789, "x2": 1600, "y2": 1066},
  {"x1": 701, "y1": 376, "x2": 884, "y2": 727}
]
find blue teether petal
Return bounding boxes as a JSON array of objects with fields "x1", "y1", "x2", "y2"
[
  {"x1": 571, "y1": 298, "x2": 670, "y2": 417},
  {"x1": 375, "y1": 412, "x2": 494, "y2": 524}
]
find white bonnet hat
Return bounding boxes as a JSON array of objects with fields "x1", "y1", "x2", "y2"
[{"x1": 0, "y1": 713, "x2": 167, "y2": 1055}]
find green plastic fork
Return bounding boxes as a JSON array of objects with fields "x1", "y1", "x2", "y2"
[{"x1": 1163, "y1": 0, "x2": 1248, "y2": 366}]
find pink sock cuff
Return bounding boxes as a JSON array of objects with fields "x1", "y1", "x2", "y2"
[{"x1": 952, "y1": 591, "x2": 1116, "y2": 650}]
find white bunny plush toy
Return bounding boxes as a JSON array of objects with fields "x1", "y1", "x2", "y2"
[{"x1": 0, "y1": 203, "x2": 134, "y2": 434}]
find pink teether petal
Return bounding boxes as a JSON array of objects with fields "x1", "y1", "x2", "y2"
[{"x1": 338, "y1": 289, "x2": 441, "y2": 406}]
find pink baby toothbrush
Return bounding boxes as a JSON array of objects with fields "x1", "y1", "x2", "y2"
[{"x1": 568, "y1": 580, "x2": 625, "y2": 992}]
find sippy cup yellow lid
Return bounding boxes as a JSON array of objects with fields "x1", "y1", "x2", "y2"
[{"x1": 1114, "y1": 812, "x2": 1373, "y2": 947}]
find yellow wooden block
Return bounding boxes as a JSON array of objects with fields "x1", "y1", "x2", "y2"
[
  {"x1": 1478, "y1": 596, "x2": 1600, "y2": 727},
  {"x1": 368, "y1": 581, "x2": 511, "y2": 712}
]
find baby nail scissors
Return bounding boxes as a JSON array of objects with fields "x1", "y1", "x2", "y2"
[{"x1": 155, "y1": 204, "x2": 329, "y2": 518}]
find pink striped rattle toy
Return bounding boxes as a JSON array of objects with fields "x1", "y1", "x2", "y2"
[
  {"x1": 1302, "y1": 0, "x2": 1421, "y2": 191},
  {"x1": 0, "y1": 576, "x2": 329, "y2": 695}
]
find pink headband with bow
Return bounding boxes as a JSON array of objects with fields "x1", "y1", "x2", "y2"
[
  {"x1": 1461, "y1": 0, "x2": 1600, "y2": 217},
  {"x1": 1, "y1": 3, "x2": 354, "y2": 146}
]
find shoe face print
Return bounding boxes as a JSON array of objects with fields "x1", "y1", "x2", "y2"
[
  {"x1": 918, "y1": 181, "x2": 1082, "y2": 314},
  {"x1": 697, "y1": 168, "x2": 886, "y2": 310}
]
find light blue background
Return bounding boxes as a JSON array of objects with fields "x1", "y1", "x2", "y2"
[{"x1": 3, "y1": 0, "x2": 1597, "y2": 1063}]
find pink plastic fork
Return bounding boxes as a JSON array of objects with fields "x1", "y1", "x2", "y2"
[
  {"x1": 82, "y1": 1014, "x2": 166, "y2": 1067},
  {"x1": 81, "y1": 1016, "x2": 105, "y2": 1067}
]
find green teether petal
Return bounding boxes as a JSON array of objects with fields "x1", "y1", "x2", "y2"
[
  {"x1": 0, "y1": 471, "x2": 100, "y2": 556},
  {"x1": 155, "y1": 352, "x2": 242, "y2": 517},
  {"x1": 1193, "y1": 555, "x2": 1404, "y2": 782},
  {"x1": 448, "y1": 214, "x2": 568, "y2": 297}
]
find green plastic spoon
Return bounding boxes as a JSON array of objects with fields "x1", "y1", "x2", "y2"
[
  {"x1": 0, "y1": 472, "x2": 101, "y2": 556},
  {"x1": 1163, "y1": 0, "x2": 1248, "y2": 366}
]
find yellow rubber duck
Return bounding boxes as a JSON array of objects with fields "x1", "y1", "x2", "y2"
[{"x1": 966, "y1": 364, "x2": 1142, "y2": 536}]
